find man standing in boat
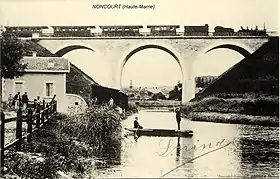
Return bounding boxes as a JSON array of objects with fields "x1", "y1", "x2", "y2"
[
  {"x1": 175, "y1": 107, "x2": 181, "y2": 131},
  {"x1": 134, "y1": 117, "x2": 143, "y2": 129}
]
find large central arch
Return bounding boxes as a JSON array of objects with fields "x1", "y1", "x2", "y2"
[
  {"x1": 120, "y1": 44, "x2": 183, "y2": 85},
  {"x1": 117, "y1": 42, "x2": 192, "y2": 103}
]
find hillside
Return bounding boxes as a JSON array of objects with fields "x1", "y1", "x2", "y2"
[{"x1": 193, "y1": 37, "x2": 279, "y2": 101}]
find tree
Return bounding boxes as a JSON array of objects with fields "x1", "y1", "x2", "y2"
[
  {"x1": 1, "y1": 32, "x2": 26, "y2": 78},
  {"x1": 1, "y1": 31, "x2": 27, "y2": 102},
  {"x1": 168, "y1": 82, "x2": 182, "y2": 100}
]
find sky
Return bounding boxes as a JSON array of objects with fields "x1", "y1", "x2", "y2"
[{"x1": 0, "y1": 0, "x2": 278, "y2": 87}]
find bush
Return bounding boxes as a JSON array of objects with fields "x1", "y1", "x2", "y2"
[
  {"x1": 59, "y1": 104, "x2": 122, "y2": 156},
  {"x1": 4, "y1": 105, "x2": 124, "y2": 178}
]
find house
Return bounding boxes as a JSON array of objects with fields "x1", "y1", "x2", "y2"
[{"x1": 2, "y1": 53, "x2": 70, "y2": 113}]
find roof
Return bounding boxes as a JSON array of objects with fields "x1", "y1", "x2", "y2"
[
  {"x1": 51, "y1": 26, "x2": 95, "y2": 29},
  {"x1": 70, "y1": 63, "x2": 99, "y2": 85},
  {"x1": 21, "y1": 56, "x2": 70, "y2": 73},
  {"x1": 5, "y1": 26, "x2": 48, "y2": 29},
  {"x1": 147, "y1": 25, "x2": 180, "y2": 28},
  {"x1": 22, "y1": 40, "x2": 57, "y2": 57},
  {"x1": 100, "y1": 25, "x2": 143, "y2": 28}
]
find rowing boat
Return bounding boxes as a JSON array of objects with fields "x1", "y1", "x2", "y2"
[{"x1": 124, "y1": 128, "x2": 193, "y2": 137}]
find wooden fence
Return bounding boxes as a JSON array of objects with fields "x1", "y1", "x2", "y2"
[{"x1": 0, "y1": 99, "x2": 57, "y2": 174}]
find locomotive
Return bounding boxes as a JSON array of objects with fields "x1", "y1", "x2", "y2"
[{"x1": 236, "y1": 26, "x2": 267, "y2": 36}]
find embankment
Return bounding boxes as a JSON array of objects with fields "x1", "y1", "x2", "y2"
[{"x1": 181, "y1": 94, "x2": 279, "y2": 127}]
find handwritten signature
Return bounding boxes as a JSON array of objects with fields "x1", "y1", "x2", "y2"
[{"x1": 158, "y1": 137, "x2": 238, "y2": 178}]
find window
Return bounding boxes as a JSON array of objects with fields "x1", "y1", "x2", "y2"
[
  {"x1": 45, "y1": 82, "x2": 54, "y2": 97},
  {"x1": 14, "y1": 82, "x2": 24, "y2": 94}
]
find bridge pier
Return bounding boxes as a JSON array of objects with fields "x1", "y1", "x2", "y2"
[{"x1": 182, "y1": 60, "x2": 195, "y2": 105}]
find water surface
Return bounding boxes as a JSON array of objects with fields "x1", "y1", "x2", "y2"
[{"x1": 91, "y1": 110, "x2": 279, "y2": 178}]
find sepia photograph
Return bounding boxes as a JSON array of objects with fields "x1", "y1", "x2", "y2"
[{"x1": 0, "y1": 0, "x2": 279, "y2": 178}]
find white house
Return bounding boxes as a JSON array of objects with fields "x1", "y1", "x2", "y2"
[{"x1": 2, "y1": 54, "x2": 70, "y2": 113}]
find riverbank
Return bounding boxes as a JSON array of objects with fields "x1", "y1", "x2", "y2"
[
  {"x1": 184, "y1": 112, "x2": 278, "y2": 127},
  {"x1": 131, "y1": 99, "x2": 181, "y2": 108},
  {"x1": 181, "y1": 95, "x2": 279, "y2": 127},
  {"x1": 3, "y1": 104, "x2": 133, "y2": 178}
]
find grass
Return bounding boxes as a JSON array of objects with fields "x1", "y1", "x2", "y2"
[
  {"x1": 182, "y1": 94, "x2": 279, "y2": 116},
  {"x1": 187, "y1": 112, "x2": 279, "y2": 127},
  {"x1": 181, "y1": 93, "x2": 279, "y2": 126}
]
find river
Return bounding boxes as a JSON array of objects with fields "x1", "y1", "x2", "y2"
[{"x1": 91, "y1": 110, "x2": 279, "y2": 178}]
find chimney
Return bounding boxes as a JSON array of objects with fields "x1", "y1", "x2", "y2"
[{"x1": 32, "y1": 51, "x2": 37, "y2": 57}]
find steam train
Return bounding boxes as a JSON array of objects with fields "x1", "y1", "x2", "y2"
[{"x1": 2, "y1": 24, "x2": 269, "y2": 37}]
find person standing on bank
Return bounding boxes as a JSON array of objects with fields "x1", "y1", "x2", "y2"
[
  {"x1": 22, "y1": 92, "x2": 29, "y2": 111},
  {"x1": 8, "y1": 94, "x2": 13, "y2": 108},
  {"x1": 14, "y1": 92, "x2": 21, "y2": 110},
  {"x1": 175, "y1": 107, "x2": 181, "y2": 131}
]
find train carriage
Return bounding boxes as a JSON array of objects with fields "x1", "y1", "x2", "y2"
[
  {"x1": 51, "y1": 26, "x2": 95, "y2": 37},
  {"x1": 100, "y1": 26, "x2": 143, "y2": 37},
  {"x1": 147, "y1": 25, "x2": 179, "y2": 36},
  {"x1": 4, "y1": 26, "x2": 48, "y2": 37},
  {"x1": 184, "y1": 24, "x2": 209, "y2": 36}
]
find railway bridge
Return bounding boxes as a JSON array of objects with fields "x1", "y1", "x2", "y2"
[{"x1": 35, "y1": 36, "x2": 271, "y2": 104}]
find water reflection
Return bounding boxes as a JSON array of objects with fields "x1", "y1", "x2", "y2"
[
  {"x1": 236, "y1": 125, "x2": 279, "y2": 177},
  {"x1": 176, "y1": 136, "x2": 180, "y2": 162},
  {"x1": 92, "y1": 110, "x2": 279, "y2": 178}
]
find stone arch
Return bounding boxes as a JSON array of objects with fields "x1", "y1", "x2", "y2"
[
  {"x1": 55, "y1": 45, "x2": 94, "y2": 57},
  {"x1": 205, "y1": 44, "x2": 251, "y2": 58},
  {"x1": 118, "y1": 42, "x2": 185, "y2": 88},
  {"x1": 66, "y1": 93, "x2": 88, "y2": 115},
  {"x1": 202, "y1": 40, "x2": 253, "y2": 58},
  {"x1": 116, "y1": 42, "x2": 194, "y2": 103}
]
